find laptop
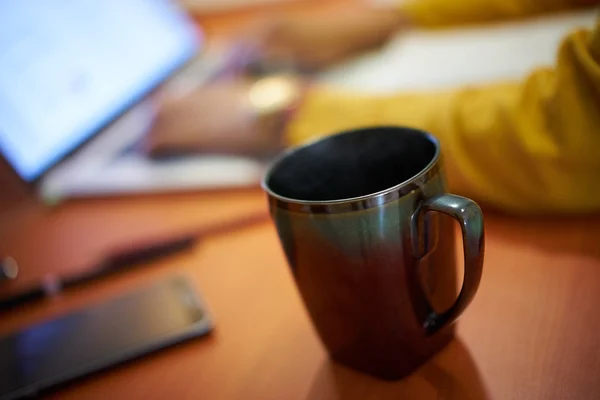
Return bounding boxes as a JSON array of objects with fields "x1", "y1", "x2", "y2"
[{"x1": 0, "y1": 0, "x2": 265, "y2": 203}]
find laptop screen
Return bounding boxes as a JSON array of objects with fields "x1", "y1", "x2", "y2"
[{"x1": 0, "y1": 0, "x2": 201, "y2": 181}]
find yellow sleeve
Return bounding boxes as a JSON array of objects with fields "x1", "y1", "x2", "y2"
[
  {"x1": 286, "y1": 20, "x2": 600, "y2": 214},
  {"x1": 400, "y1": 0, "x2": 599, "y2": 27}
]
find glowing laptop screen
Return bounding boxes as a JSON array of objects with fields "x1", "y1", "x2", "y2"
[{"x1": 0, "y1": 0, "x2": 200, "y2": 181}]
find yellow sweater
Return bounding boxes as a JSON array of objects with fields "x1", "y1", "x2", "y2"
[{"x1": 286, "y1": 0, "x2": 600, "y2": 214}]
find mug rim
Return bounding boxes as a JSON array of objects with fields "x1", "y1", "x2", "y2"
[{"x1": 261, "y1": 126, "x2": 441, "y2": 214}]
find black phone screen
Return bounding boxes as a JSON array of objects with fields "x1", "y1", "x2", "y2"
[{"x1": 0, "y1": 276, "x2": 211, "y2": 400}]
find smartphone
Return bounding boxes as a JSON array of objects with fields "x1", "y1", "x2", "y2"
[{"x1": 0, "y1": 275, "x2": 212, "y2": 400}]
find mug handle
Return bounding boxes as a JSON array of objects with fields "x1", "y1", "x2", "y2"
[{"x1": 414, "y1": 194, "x2": 484, "y2": 335}]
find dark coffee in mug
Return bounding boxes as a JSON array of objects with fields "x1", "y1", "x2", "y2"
[{"x1": 262, "y1": 126, "x2": 484, "y2": 380}]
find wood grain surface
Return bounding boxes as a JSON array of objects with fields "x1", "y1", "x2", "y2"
[{"x1": 2, "y1": 1, "x2": 600, "y2": 399}]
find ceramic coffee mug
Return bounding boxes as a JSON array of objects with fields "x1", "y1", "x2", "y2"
[{"x1": 262, "y1": 126, "x2": 484, "y2": 380}]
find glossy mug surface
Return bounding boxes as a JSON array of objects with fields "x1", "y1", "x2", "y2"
[{"x1": 262, "y1": 126, "x2": 484, "y2": 380}]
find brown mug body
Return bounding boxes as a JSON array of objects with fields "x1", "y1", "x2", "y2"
[{"x1": 262, "y1": 127, "x2": 484, "y2": 380}]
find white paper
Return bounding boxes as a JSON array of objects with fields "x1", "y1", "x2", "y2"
[{"x1": 320, "y1": 10, "x2": 597, "y2": 93}]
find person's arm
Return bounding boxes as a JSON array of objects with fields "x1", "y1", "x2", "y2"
[
  {"x1": 400, "y1": 0, "x2": 598, "y2": 27},
  {"x1": 285, "y1": 19, "x2": 600, "y2": 214}
]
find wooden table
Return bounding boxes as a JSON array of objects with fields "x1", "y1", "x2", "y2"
[{"x1": 3, "y1": 2, "x2": 600, "y2": 399}]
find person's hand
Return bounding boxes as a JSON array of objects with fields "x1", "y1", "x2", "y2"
[
  {"x1": 240, "y1": 6, "x2": 408, "y2": 71},
  {"x1": 145, "y1": 79, "x2": 275, "y2": 157}
]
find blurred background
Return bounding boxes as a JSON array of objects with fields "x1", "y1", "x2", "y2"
[
  {"x1": 1, "y1": 0, "x2": 600, "y2": 398},
  {"x1": 0, "y1": 0, "x2": 596, "y2": 295},
  {"x1": 0, "y1": 0, "x2": 597, "y2": 285}
]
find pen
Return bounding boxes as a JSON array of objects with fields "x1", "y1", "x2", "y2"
[{"x1": 0, "y1": 211, "x2": 269, "y2": 311}]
